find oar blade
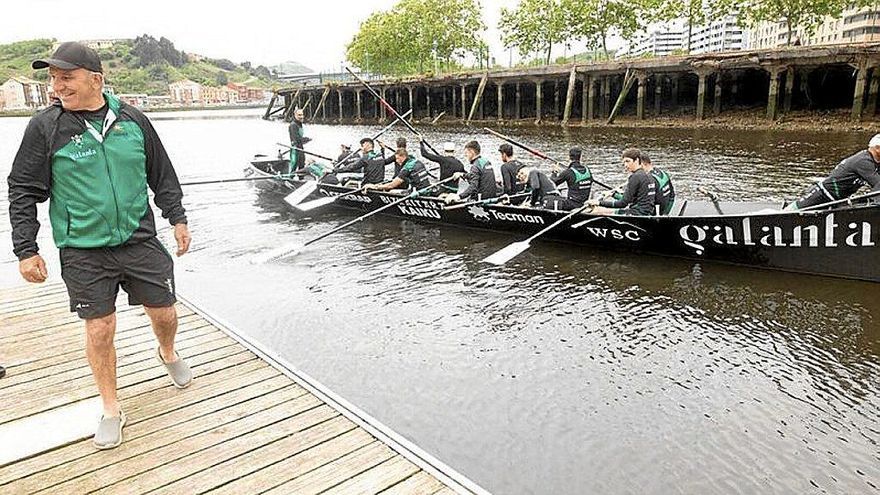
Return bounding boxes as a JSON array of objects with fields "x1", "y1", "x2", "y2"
[
  {"x1": 295, "y1": 195, "x2": 337, "y2": 212},
  {"x1": 283, "y1": 181, "x2": 319, "y2": 207},
  {"x1": 249, "y1": 243, "x2": 304, "y2": 264},
  {"x1": 482, "y1": 241, "x2": 532, "y2": 266}
]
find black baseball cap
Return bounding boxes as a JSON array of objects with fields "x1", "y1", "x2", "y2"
[{"x1": 32, "y1": 42, "x2": 103, "y2": 73}]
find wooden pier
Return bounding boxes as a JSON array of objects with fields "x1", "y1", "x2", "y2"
[
  {"x1": 0, "y1": 282, "x2": 487, "y2": 495},
  {"x1": 267, "y1": 44, "x2": 880, "y2": 125}
]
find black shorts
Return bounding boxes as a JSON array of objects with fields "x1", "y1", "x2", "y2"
[
  {"x1": 794, "y1": 184, "x2": 834, "y2": 210},
  {"x1": 60, "y1": 237, "x2": 176, "y2": 319},
  {"x1": 542, "y1": 196, "x2": 583, "y2": 211}
]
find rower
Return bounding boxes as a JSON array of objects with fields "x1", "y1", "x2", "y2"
[
  {"x1": 517, "y1": 166, "x2": 560, "y2": 207},
  {"x1": 334, "y1": 137, "x2": 394, "y2": 185},
  {"x1": 336, "y1": 144, "x2": 359, "y2": 167},
  {"x1": 588, "y1": 148, "x2": 656, "y2": 215},
  {"x1": 640, "y1": 152, "x2": 676, "y2": 215},
  {"x1": 499, "y1": 144, "x2": 527, "y2": 195},
  {"x1": 288, "y1": 108, "x2": 311, "y2": 174},
  {"x1": 787, "y1": 134, "x2": 880, "y2": 210},
  {"x1": 363, "y1": 148, "x2": 430, "y2": 192},
  {"x1": 420, "y1": 138, "x2": 465, "y2": 196},
  {"x1": 305, "y1": 158, "x2": 340, "y2": 185},
  {"x1": 444, "y1": 140, "x2": 499, "y2": 204},
  {"x1": 547, "y1": 146, "x2": 592, "y2": 211}
]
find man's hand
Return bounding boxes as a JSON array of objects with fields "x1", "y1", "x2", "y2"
[
  {"x1": 444, "y1": 193, "x2": 461, "y2": 205},
  {"x1": 174, "y1": 223, "x2": 191, "y2": 257},
  {"x1": 452, "y1": 172, "x2": 465, "y2": 180},
  {"x1": 587, "y1": 198, "x2": 600, "y2": 207},
  {"x1": 19, "y1": 255, "x2": 47, "y2": 283}
]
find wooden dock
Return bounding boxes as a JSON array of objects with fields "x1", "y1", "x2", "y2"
[{"x1": 0, "y1": 282, "x2": 487, "y2": 495}]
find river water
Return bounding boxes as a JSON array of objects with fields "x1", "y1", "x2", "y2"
[{"x1": 1, "y1": 109, "x2": 878, "y2": 494}]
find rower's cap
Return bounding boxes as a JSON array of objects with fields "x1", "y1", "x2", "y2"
[
  {"x1": 869, "y1": 134, "x2": 880, "y2": 148},
  {"x1": 32, "y1": 42, "x2": 103, "y2": 73},
  {"x1": 443, "y1": 142, "x2": 455, "y2": 151}
]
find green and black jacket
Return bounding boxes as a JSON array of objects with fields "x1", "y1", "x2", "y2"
[{"x1": 7, "y1": 93, "x2": 186, "y2": 260}]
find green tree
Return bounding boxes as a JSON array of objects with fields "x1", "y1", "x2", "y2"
[
  {"x1": 564, "y1": 0, "x2": 640, "y2": 60},
  {"x1": 500, "y1": 0, "x2": 569, "y2": 65},
  {"x1": 347, "y1": 0, "x2": 484, "y2": 76},
  {"x1": 732, "y1": 0, "x2": 848, "y2": 46}
]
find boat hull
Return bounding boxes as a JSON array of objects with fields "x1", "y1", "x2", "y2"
[{"x1": 285, "y1": 180, "x2": 880, "y2": 283}]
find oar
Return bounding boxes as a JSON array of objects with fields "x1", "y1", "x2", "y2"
[
  {"x1": 295, "y1": 185, "x2": 369, "y2": 212},
  {"x1": 180, "y1": 174, "x2": 296, "y2": 186},
  {"x1": 346, "y1": 67, "x2": 443, "y2": 156},
  {"x1": 276, "y1": 144, "x2": 334, "y2": 162},
  {"x1": 251, "y1": 176, "x2": 458, "y2": 263},
  {"x1": 697, "y1": 186, "x2": 723, "y2": 215},
  {"x1": 799, "y1": 188, "x2": 880, "y2": 212},
  {"x1": 484, "y1": 127, "x2": 613, "y2": 191},
  {"x1": 482, "y1": 204, "x2": 592, "y2": 266},
  {"x1": 443, "y1": 192, "x2": 530, "y2": 210},
  {"x1": 282, "y1": 181, "x2": 320, "y2": 208}
]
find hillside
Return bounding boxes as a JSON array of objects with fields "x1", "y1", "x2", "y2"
[{"x1": 0, "y1": 36, "x2": 287, "y2": 95}]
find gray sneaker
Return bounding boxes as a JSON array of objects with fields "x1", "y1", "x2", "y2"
[
  {"x1": 94, "y1": 411, "x2": 126, "y2": 450},
  {"x1": 157, "y1": 348, "x2": 193, "y2": 389}
]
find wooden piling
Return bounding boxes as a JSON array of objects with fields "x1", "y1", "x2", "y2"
[
  {"x1": 562, "y1": 66, "x2": 577, "y2": 125},
  {"x1": 515, "y1": 82, "x2": 522, "y2": 119},
  {"x1": 460, "y1": 85, "x2": 467, "y2": 121},
  {"x1": 852, "y1": 59, "x2": 868, "y2": 121},
  {"x1": 355, "y1": 90, "x2": 362, "y2": 121},
  {"x1": 636, "y1": 72, "x2": 647, "y2": 120},
  {"x1": 696, "y1": 72, "x2": 707, "y2": 120},
  {"x1": 467, "y1": 73, "x2": 488, "y2": 123},
  {"x1": 535, "y1": 80, "x2": 543, "y2": 123},
  {"x1": 654, "y1": 76, "x2": 662, "y2": 115},
  {"x1": 767, "y1": 68, "x2": 782, "y2": 120},
  {"x1": 582, "y1": 74, "x2": 591, "y2": 124},
  {"x1": 588, "y1": 76, "x2": 596, "y2": 121},
  {"x1": 783, "y1": 67, "x2": 795, "y2": 114},
  {"x1": 867, "y1": 68, "x2": 880, "y2": 116},
  {"x1": 714, "y1": 72, "x2": 723, "y2": 116},
  {"x1": 497, "y1": 83, "x2": 504, "y2": 121}
]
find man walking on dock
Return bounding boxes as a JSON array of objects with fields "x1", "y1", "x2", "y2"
[{"x1": 7, "y1": 42, "x2": 193, "y2": 449}]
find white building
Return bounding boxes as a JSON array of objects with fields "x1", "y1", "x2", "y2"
[
  {"x1": 688, "y1": 15, "x2": 748, "y2": 54},
  {"x1": 618, "y1": 22, "x2": 686, "y2": 58},
  {"x1": 0, "y1": 77, "x2": 48, "y2": 111},
  {"x1": 750, "y1": 5, "x2": 880, "y2": 49},
  {"x1": 168, "y1": 79, "x2": 202, "y2": 105}
]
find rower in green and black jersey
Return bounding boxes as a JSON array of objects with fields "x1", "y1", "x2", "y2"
[
  {"x1": 589, "y1": 148, "x2": 656, "y2": 216},
  {"x1": 547, "y1": 146, "x2": 593, "y2": 211},
  {"x1": 788, "y1": 134, "x2": 880, "y2": 210},
  {"x1": 444, "y1": 140, "x2": 499, "y2": 204},
  {"x1": 288, "y1": 108, "x2": 311, "y2": 173},
  {"x1": 334, "y1": 137, "x2": 395, "y2": 185},
  {"x1": 420, "y1": 139, "x2": 465, "y2": 195},
  {"x1": 640, "y1": 152, "x2": 675, "y2": 215},
  {"x1": 364, "y1": 148, "x2": 431, "y2": 192}
]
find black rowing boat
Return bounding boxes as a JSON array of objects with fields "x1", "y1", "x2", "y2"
[{"x1": 249, "y1": 157, "x2": 880, "y2": 282}]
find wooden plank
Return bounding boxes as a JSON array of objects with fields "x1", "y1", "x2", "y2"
[
  {"x1": 7, "y1": 379, "x2": 299, "y2": 493},
  {"x1": 34, "y1": 389, "x2": 319, "y2": 494},
  {"x1": 3, "y1": 329, "x2": 235, "y2": 414},
  {"x1": 2, "y1": 314, "x2": 205, "y2": 371},
  {"x1": 207, "y1": 425, "x2": 376, "y2": 495},
  {"x1": 0, "y1": 323, "x2": 217, "y2": 391},
  {"x1": 262, "y1": 442, "x2": 396, "y2": 495},
  {"x1": 324, "y1": 455, "x2": 421, "y2": 494},
  {"x1": 378, "y1": 471, "x2": 447, "y2": 495},
  {"x1": 1, "y1": 305, "x2": 153, "y2": 344},
  {"x1": 97, "y1": 404, "x2": 340, "y2": 494},
  {"x1": 1, "y1": 339, "x2": 250, "y2": 425},
  {"x1": 0, "y1": 359, "x2": 276, "y2": 486},
  {"x1": 2, "y1": 304, "x2": 194, "y2": 337},
  {"x1": 432, "y1": 487, "x2": 457, "y2": 495},
  {"x1": 147, "y1": 416, "x2": 361, "y2": 495}
]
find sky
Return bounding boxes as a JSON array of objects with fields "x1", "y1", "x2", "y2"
[{"x1": 2, "y1": 0, "x2": 600, "y2": 73}]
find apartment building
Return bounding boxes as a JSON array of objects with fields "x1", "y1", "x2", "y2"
[
  {"x1": 750, "y1": 5, "x2": 880, "y2": 48},
  {"x1": 0, "y1": 77, "x2": 48, "y2": 111}
]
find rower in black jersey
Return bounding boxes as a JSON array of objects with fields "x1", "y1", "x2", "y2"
[
  {"x1": 334, "y1": 137, "x2": 395, "y2": 184},
  {"x1": 499, "y1": 144, "x2": 527, "y2": 195},
  {"x1": 444, "y1": 140, "x2": 499, "y2": 204},
  {"x1": 588, "y1": 148, "x2": 656, "y2": 216},
  {"x1": 363, "y1": 148, "x2": 430, "y2": 192},
  {"x1": 516, "y1": 166, "x2": 560, "y2": 207},
  {"x1": 419, "y1": 139, "x2": 465, "y2": 195},
  {"x1": 788, "y1": 134, "x2": 880, "y2": 210},
  {"x1": 640, "y1": 152, "x2": 676, "y2": 215},
  {"x1": 547, "y1": 146, "x2": 593, "y2": 211}
]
